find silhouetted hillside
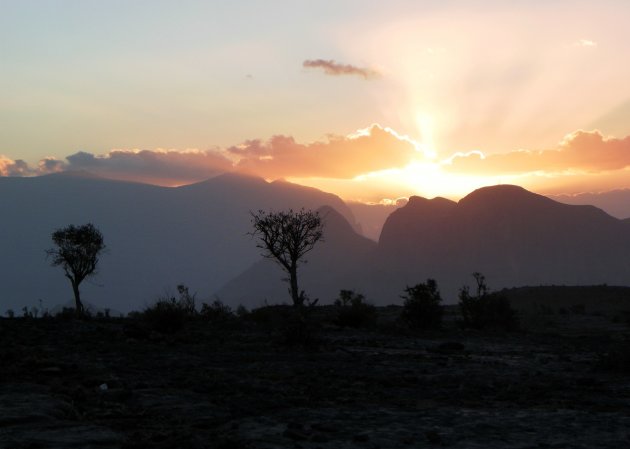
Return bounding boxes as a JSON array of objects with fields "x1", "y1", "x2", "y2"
[
  {"x1": 0, "y1": 172, "x2": 358, "y2": 312},
  {"x1": 217, "y1": 206, "x2": 377, "y2": 307},
  {"x1": 372, "y1": 185, "x2": 630, "y2": 301},
  {"x1": 550, "y1": 189, "x2": 630, "y2": 220},
  {"x1": 346, "y1": 200, "x2": 406, "y2": 241}
]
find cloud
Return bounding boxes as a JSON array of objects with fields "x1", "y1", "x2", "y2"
[
  {"x1": 303, "y1": 59, "x2": 380, "y2": 80},
  {"x1": 444, "y1": 130, "x2": 630, "y2": 175},
  {"x1": 0, "y1": 156, "x2": 32, "y2": 176},
  {"x1": 0, "y1": 125, "x2": 420, "y2": 184},
  {"x1": 62, "y1": 149, "x2": 233, "y2": 185},
  {"x1": 0, "y1": 149, "x2": 233, "y2": 185},
  {"x1": 574, "y1": 39, "x2": 597, "y2": 48},
  {"x1": 38, "y1": 157, "x2": 65, "y2": 174},
  {"x1": 229, "y1": 124, "x2": 420, "y2": 179}
]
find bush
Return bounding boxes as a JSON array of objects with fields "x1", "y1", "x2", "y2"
[
  {"x1": 400, "y1": 279, "x2": 443, "y2": 330},
  {"x1": 142, "y1": 299, "x2": 189, "y2": 333},
  {"x1": 334, "y1": 290, "x2": 377, "y2": 328},
  {"x1": 235, "y1": 304, "x2": 249, "y2": 318},
  {"x1": 55, "y1": 307, "x2": 79, "y2": 320},
  {"x1": 459, "y1": 273, "x2": 518, "y2": 331},
  {"x1": 200, "y1": 299, "x2": 234, "y2": 322},
  {"x1": 143, "y1": 285, "x2": 197, "y2": 333}
]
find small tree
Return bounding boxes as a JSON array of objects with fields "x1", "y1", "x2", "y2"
[
  {"x1": 250, "y1": 208, "x2": 324, "y2": 306},
  {"x1": 334, "y1": 289, "x2": 377, "y2": 328},
  {"x1": 400, "y1": 279, "x2": 443, "y2": 330},
  {"x1": 47, "y1": 223, "x2": 106, "y2": 315},
  {"x1": 459, "y1": 272, "x2": 518, "y2": 331}
]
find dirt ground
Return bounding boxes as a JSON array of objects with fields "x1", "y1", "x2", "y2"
[{"x1": 1, "y1": 308, "x2": 629, "y2": 449}]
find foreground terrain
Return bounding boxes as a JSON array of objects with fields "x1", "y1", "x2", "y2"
[{"x1": 1, "y1": 308, "x2": 629, "y2": 449}]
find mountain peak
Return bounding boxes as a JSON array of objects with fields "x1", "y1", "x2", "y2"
[{"x1": 458, "y1": 184, "x2": 557, "y2": 214}]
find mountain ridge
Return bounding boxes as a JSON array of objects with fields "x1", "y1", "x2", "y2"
[
  {"x1": 0, "y1": 173, "x2": 359, "y2": 312},
  {"x1": 372, "y1": 184, "x2": 630, "y2": 301}
]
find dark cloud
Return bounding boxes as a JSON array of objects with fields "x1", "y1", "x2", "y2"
[
  {"x1": 445, "y1": 130, "x2": 630, "y2": 175},
  {"x1": 230, "y1": 124, "x2": 419, "y2": 179},
  {"x1": 63, "y1": 149, "x2": 234, "y2": 185},
  {"x1": 303, "y1": 59, "x2": 380, "y2": 80},
  {"x1": 38, "y1": 157, "x2": 65, "y2": 174}
]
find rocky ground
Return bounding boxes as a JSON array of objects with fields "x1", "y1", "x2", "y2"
[{"x1": 1, "y1": 308, "x2": 629, "y2": 449}]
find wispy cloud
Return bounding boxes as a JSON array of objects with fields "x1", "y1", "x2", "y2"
[
  {"x1": 574, "y1": 39, "x2": 597, "y2": 48},
  {"x1": 303, "y1": 59, "x2": 380, "y2": 80}
]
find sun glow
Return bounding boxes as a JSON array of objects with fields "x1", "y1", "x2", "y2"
[
  {"x1": 356, "y1": 161, "x2": 511, "y2": 199},
  {"x1": 415, "y1": 113, "x2": 437, "y2": 160}
]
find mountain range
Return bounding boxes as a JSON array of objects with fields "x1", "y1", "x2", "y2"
[
  {"x1": 372, "y1": 185, "x2": 630, "y2": 300},
  {"x1": 0, "y1": 171, "x2": 356, "y2": 313},
  {"x1": 1, "y1": 172, "x2": 629, "y2": 312},
  {"x1": 550, "y1": 189, "x2": 630, "y2": 220}
]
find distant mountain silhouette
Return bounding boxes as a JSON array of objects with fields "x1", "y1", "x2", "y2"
[
  {"x1": 373, "y1": 185, "x2": 630, "y2": 301},
  {"x1": 549, "y1": 189, "x2": 630, "y2": 220},
  {"x1": 346, "y1": 200, "x2": 407, "y2": 241},
  {"x1": 0, "y1": 172, "x2": 358, "y2": 313},
  {"x1": 216, "y1": 206, "x2": 377, "y2": 307},
  {"x1": 3, "y1": 176, "x2": 630, "y2": 311}
]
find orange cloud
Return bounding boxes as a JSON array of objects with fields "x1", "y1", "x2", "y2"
[
  {"x1": 230, "y1": 124, "x2": 419, "y2": 179},
  {"x1": 1, "y1": 125, "x2": 420, "y2": 185},
  {"x1": 445, "y1": 130, "x2": 630, "y2": 175},
  {"x1": 303, "y1": 59, "x2": 380, "y2": 80},
  {"x1": 0, "y1": 156, "x2": 31, "y2": 176}
]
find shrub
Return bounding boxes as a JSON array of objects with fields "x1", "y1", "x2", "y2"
[
  {"x1": 200, "y1": 299, "x2": 233, "y2": 322},
  {"x1": 143, "y1": 299, "x2": 188, "y2": 333},
  {"x1": 55, "y1": 307, "x2": 78, "y2": 320},
  {"x1": 175, "y1": 284, "x2": 196, "y2": 315},
  {"x1": 400, "y1": 279, "x2": 443, "y2": 330},
  {"x1": 143, "y1": 285, "x2": 197, "y2": 333},
  {"x1": 334, "y1": 290, "x2": 377, "y2": 328},
  {"x1": 459, "y1": 273, "x2": 518, "y2": 331},
  {"x1": 235, "y1": 304, "x2": 249, "y2": 318}
]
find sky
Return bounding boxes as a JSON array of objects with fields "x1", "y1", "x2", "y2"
[{"x1": 2, "y1": 0, "x2": 630, "y2": 202}]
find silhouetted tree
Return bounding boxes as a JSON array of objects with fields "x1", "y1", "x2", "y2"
[
  {"x1": 250, "y1": 208, "x2": 324, "y2": 306},
  {"x1": 400, "y1": 279, "x2": 443, "y2": 329},
  {"x1": 459, "y1": 272, "x2": 518, "y2": 330},
  {"x1": 47, "y1": 223, "x2": 106, "y2": 315},
  {"x1": 334, "y1": 289, "x2": 377, "y2": 328}
]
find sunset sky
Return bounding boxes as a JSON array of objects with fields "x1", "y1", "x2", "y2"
[{"x1": 2, "y1": 0, "x2": 630, "y2": 202}]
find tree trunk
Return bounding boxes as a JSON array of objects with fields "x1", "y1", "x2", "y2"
[
  {"x1": 289, "y1": 264, "x2": 301, "y2": 306},
  {"x1": 71, "y1": 280, "x2": 84, "y2": 315}
]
